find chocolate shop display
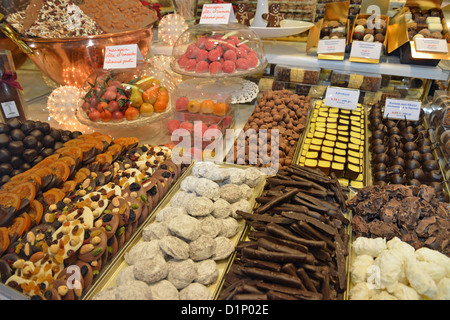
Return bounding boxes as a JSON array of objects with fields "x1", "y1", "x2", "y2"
[{"x1": 1, "y1": 0, "x2": 450, "y2": 302}]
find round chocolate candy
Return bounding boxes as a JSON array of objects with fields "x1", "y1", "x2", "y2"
[
  {"x1": 363, "y1": 34, "x2": 374, "y2": 42},
  {"x1": 364, "y1": 28, "x2": 375, "y2": 35},
  {"x1": 353, "y1": 32, "x2": 364, "y2": 41},
  {"x1": 374, "y1": 33, "x2": 385, "y2": 43}
]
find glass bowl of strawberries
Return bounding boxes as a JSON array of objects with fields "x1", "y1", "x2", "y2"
[{"x1": 170, "y1": 22, "x2": 267, "y2": 78}]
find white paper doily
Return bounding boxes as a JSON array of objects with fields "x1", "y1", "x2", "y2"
[{"x1": 232, "y1": 79, "x2": 259, "y2": 104}]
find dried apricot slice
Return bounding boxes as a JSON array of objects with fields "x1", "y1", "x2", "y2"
[
  {"x1": 27, "y1": 200, "x2": 44, "y2": 226},
  {"x1": 19, "y1": 212, "x2": 31, "y2": 233},
  {"x1": 32, "y1": 154, "x2": 61, "y2": 170},
  {"x1": 48, "y1": 161, "x2": 71, "y2": 182},
  {"x1": 93, "y1": 153, "x2": 113, "y2": 165},
  {"x1": 43, "y1": 188, "x2": 66, "y2": 206},
  {"x1": 61, "y1": 180, "x2": 77, "y2": 194},
  {"x1": 8, "y1": 216, "x2": 27, "y2": 238},
  {"x1": 0, "y1": 227, "x2": 9, "y2": 255},
  {"x1": 56, "y1": 146, "x2": 83, "y2": 162},
  {"x1": 10, "y1": 182, "x2": 37, "y2": 203},
  {"x1": 0, "y1": 192, "x2": 21, "y2": 211}
]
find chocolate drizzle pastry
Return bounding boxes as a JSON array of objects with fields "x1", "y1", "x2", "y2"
[
  {"x1": 219, "y1": 164, "x2": 350, "y2": 300},
  {"x1": 349, "y1": 184, "x2": 450, "y2": 256}
]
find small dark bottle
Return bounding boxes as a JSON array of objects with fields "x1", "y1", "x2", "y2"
[{"x1": 0, "y1": 50, "x2": 26, "y2": 122}]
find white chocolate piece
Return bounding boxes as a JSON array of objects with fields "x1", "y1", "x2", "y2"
[
  {"x1": 428, "y1": 22, "x2": 443, "y2": 33},
  {"x1": 363, "y1": 34, "x2": 374, "y2": 42},
  {"x1": 426, "y1": 16, "x2": 441, "y2": 24},
  {"x1": 354, "y1": 24, "x2": 365, "y2": 34},
  {"x1": 333, "y1": 26, "x2": 345, "y2": 33}
]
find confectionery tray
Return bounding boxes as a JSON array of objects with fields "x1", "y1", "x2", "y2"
[
  {"x1": 218, "y1": 165, "x2": 355, "y2": 300},
  {"x1": 365, "y1": 105, "x2": 450, "y2": 199},
  {"x1": 82, "y1": 162, "x2": 267, "y2": 300},
  {"x1": 80, "y1": 163, "x2": 193, "y2": 300},
  {"x1": 295, "y1": 100, "x2": 369, "y2": 191}
]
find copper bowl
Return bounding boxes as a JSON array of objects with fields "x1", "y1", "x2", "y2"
[{"x1": 8, "y1": 27, "x2": 153, "y2": 87}]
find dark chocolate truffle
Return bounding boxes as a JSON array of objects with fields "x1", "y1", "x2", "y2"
[
  {"x1": 353, "y1": 31, "x2": 364, "y2": 41},
  {"x1": 374, "y1": 33, "x2": 385, "y2": 43}
]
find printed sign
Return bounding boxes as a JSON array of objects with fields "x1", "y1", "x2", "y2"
[
  {"x1": 383, "y1": 98, "x2": 421, "y2": 121},
  {"x1": 414, "y1": 37, "x2": 448, "y2": 53},
  {"x1": 317, "y1": 38, "x2": 346, "y2": 54},
  {"x1": 103, "y1": 44, "x2": 143, "y2": 69},
  {"x1": 200, "y1": 3, "x2": 236, "y2": 24},
  {"x1": 350, "y1": 41, "x2": 382, "y2": 60},
  {"x1": 324, "y1": 87, "x2": 360, "y2": 110}
]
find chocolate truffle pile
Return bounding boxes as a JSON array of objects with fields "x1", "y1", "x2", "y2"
[
  {"x1": 229, "y1": 89, "x2": 311, "y2": 170},
  {"x1": 369, "y1": 103, "x2": 448, "y2": 203},
  {"x1": 219, "y1": 164, "x2": 350, "y2": 300},
  {"x1": 406, "y1": 7, "x2": 448, "y2": 41},
  {"x1": 320, "y1": 20, "x2": 346, "y2": 39},
  {"x1": 352, "y1": 17, "x2": 387, "y2": 43},
  {"x1": 349, "y1": 184, "x2": 450, "y2": 257}
]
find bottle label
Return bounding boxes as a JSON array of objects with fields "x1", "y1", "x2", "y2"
[{"x1": 1, "y1": 101, "x2": 20, "y2": 118}]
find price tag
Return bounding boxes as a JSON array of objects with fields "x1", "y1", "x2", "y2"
[
  {"x1": 317, "y1": 39, "x2": 346, "y2": 54},
  {"x1": 103, "y1": 44, "x2": 143, "y2": 70},
  {"x1": 200, "y1": 3, "x2": 236, "y2": 24},
  {"x1": 324, "y1": 87, "x2": 360, "y2": 110},
  {"x1": 350, "y1": 41, "x2": 382, "y2": 60},
  {"x1": 1, "y1": 101, "x2": 20, "y2": 118},
  {"x1": 414, "y1": 38, "x2": 448, "y2": 53},
  {"x1": 383, "y1": 98, "x2": 422, "y2": 121}
]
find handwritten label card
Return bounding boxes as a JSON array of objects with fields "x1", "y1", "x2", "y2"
[
  {"x1": 414, "y1": 38, "x2": 448, "y2": 53},
  {"x1": 317, "y1": 39, "x2": 346, "y2": 54},
  {"x1": 103, "y1": 44, "x2": 143, "y2": 70},
  {"x1": 350, "y1": 41, "x2": 382, "y2": 60},
  {"x1": 200, "y1": 3, "x2": 235, "y2": 24},
  {"x1": 383, "y1": 98, "x2": 422, "y2": 121},
  {"x1": 324, "y1": 87, "x2": 360, "y2": 110}
]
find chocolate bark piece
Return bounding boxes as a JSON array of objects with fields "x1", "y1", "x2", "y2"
[
  {"x1": 351, "y1": 215, "x2": 370, "y2": 237},
  {"x1": 398, "y1": 196, "x2": 421, "y2": 230},
  {"x1": 80, "y1": 0, "x2": 158, "y2": 34},
  {"x1": 23, "y1": 0, "x2": 44, "y2": 31},
  {"x1": 368, "y1": 219, "x2": 401, "y2": 239}
]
